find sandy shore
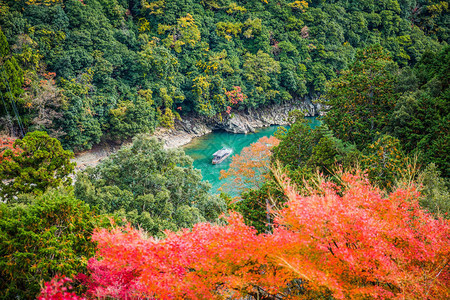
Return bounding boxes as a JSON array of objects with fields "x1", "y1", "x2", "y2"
[{"x1": 72, "y1": 127, "x2": 209, "y2": 172}]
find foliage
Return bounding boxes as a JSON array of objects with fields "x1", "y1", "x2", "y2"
[
  {"x1": 273, "y1": 170, "x2": 450, "y2": 299},
  {"x1": 0, "y1": 56, "x2": 24, "y2": 99},
  {"x1": 0, "y1": 189, "x2": 101, "y2": 299},
  {"x1": 362, "y1": 134, "x2": 408, "y2": 189},
  {"x1": 23, "y1": 71, "x2": 66, "y2": 136},
  {"x1": 243, "y1": 50, "x2": 280, "y2": 99},
  {"x1": 0, "y1": 29, "x2": 25, "y2": 135},
  {"x1": 81, "y1": 215, "x2": 291, "y2": 299},
  {"x1": 272, "y1": 112, "x2": 359, "y2": 179},
  {"x1": 0, "y1": 135, "x2": 20, "y2": 162},
  {"x1": 38, "y1": 275, "x2": 86, "y2": 300},
  {"x1": 225, "y1": 85, "x2": 246, "y2": 113},
  {"x1": 271, "y1": 112, "x2": 316, "y2": 169},
  {"x1": 232, "y1": 180, "x2": 285, "y2": 234},
  {"x1": 78, "y1": 170, "x2": 449, "y2": 299},
  {"x1": 108, "y1": 97, "x2": 156, "y2": 140},
  {"x1": 0, "y1": 2, "x2": 448, "y2": 298},
  {"x1": 0, "y1": 0, "x2": 445, "y2": 149},
  {"x1": 75, "y1": 134, "x2": 225, "y2": 236},
  {"x1": 220, "y1": 135, "x2": 279, "y2": 198},
  {"x1": 320, "y1": 45, "x2": 398, "y2": 148},
  {"x1": 158, "y1": 13, "x2": 201, "y2": 53},
  {"x1": 390, "y1": 46, "x2": 449, "y2": 178},
  {"x1": 0, "y1": 29, "x2": 9, "y2": 57},
  {"x1": 0, "y1": 131, "x2": 75, "y2": 201},
  {"x1": 416, "y1": 163, "x2": 450, "y2": 218}
]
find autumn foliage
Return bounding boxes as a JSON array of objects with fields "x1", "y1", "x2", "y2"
[
  {"x1": 220, "y1": 135, "x2": 279, "y2": 197},
  {"x1": 225, "y1": 86, "x2": 247, "y2": 114},
  {"x1": 38, "y1": 275, "x2": 85, "y2": 300},
  {"x1": 81, "y1": 215, "x2": 290, "y2": 299},
  {"x1": 0, "y1": 136, "x2": 20, "y2": 162},
  {"x1": 274, "y1": 171, "x2": 450, "y2": 299},
  {"x1": 225, "y1": 86, "x2": 247, "y2": 105},
  {"x1": 74, "y1": 170, "x2": 449, "y2": 299}
]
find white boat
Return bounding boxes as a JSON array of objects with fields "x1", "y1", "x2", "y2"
[{"x1": 212, "y1": 148, "x2": 232, "y2": 164}]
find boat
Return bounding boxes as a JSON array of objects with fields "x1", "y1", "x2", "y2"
[{"x1": 212, "y1": 148, "x2": 232, "y2": 164}]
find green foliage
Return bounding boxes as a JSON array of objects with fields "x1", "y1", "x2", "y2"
[
  {"x1": 362, "y1": 134, "x2": 408, "y2": 190},
  {"x1": 232, "y1": 181, "x2": 284, "y2": 234},
  {"x1": 1, "y1": 0, "x2": 444, "y2": 149},
  {"x1": 272, "y1": 114, "x2": 314, "y2": 169},
  {"x1": 272, "y1": 111, "x2": 359, "y2": 178},
  {"x1": 0, "y1": 28, "x2": 25, "y2": 134},
  {"x1": 320, "y1": 45, "x2": 398, "y2": 148},
  {"x1": 0, "y1": 131, "x2": 75, "y2": 201},
  {"x1": 0, "y1": 189, "x2": 101, "y2": 299},
  {"x1": 0, "y1": 29, "x2": 9, "y2": 58},
  {"x1": 390, "y1": 46, "x2": 449, "y2": 177},
  {"x1": 109, "y1": 97, "x2": 156, "y2": 140},
  {"x1": 158, "y1": 13, "x2": 201, "y2": 53},
  {"x1": 418, "y1": 163, "x2": 450, "y2": 218},
  {"x1": 243, "y1": 50, "x2": 280, "y2": 101},
  {"x1": 75, "y1": 135, "x2": 225, "y2": 236},
  {"x1": 216, "y1": 21, "x2": 243, "y2": 41},
  {"x1": 1, "y1": 56, "x2": 24, "y2": 100}
]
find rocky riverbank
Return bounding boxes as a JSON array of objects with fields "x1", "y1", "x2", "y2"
[
  {"x1": 158, "y1": 99, "x2": 320, "y2": 146},
  {"x1": 73, "y1": 100, "x2": 321, "y2": 170}
]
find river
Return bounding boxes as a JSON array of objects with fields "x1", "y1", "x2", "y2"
[{"x1": 183, "y1": 117, "x2": 320, "y2": 195}]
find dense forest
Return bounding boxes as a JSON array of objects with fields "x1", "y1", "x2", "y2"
[
  {"x1": 0, "y1": 0, "x2": 449, "y2": 299},
  {"x1": 0, "y1": 0, "x2": 447, "y2": 150}
]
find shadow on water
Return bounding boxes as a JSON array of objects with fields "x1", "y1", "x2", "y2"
[{"x1": 183, "y1": 117, "x2": 320, "y2": 195}]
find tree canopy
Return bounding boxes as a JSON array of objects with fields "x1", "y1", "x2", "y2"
[
  {"x1": 0, "y1": 0, "x2": 445, "y2": 150},
  {"x1": 0, "y1": 131, "x2": 75, "y2": 201},
  {"x1": 75, "y1": 134, "x2": 225, "y2": 236},
  {"x1": 72, "y1": 171, "x2": 450, "y2": 299},
  {"x1": 0, "y1": 1, "x2": 448, "y2": 299},
  {"x1": 0, "y1": 189, "x2": 102, "y2": 299}
]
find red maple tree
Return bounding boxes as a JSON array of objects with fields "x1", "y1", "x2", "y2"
[
  {"x1": 49, "y1": 171, "x2": 449, "y2": 299},
  {"x1": 225, "y1": 86, "x2": 247, "y2": 114},
  {"x1": 272, "y1": 170, "x2": 450, "y2": 298},
  {"x1": 0, "y1": 136, "x2": 20, "y2": 163},
  {"x1": 220, "y1": 135, "x2": 279, "y2": 197}
]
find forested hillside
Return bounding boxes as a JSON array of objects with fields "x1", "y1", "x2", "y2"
[
  {"x1": 0, "y1": 0, "x2": 449, "y2": 299},
  {"x1": 0, "y1": 0, "x2": 447, "y2": 150}
]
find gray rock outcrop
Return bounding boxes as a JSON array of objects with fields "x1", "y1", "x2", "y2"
[{"x1": 216, "y1": 99, "x2": 321, "y2": 134}]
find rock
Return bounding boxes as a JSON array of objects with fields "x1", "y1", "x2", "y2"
[
  {"x1": 223, "y1": 114, "x2": 256, "y2": 134},
  {"x1": 216, "y1": 99, "x2": 321, "y2": 133},
  {"x1": 177, "y1": 118, "x2": 211, "y2": 136}
]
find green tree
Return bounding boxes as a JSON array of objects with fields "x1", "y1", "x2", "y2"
[
  {"x1": 109, "y1": 97, "x2": 156, "y2": 140},
  {"x1": 417, "y1": 163, "x2": 450, "y2": 218},
  {"x1": 390, "y1": 46, "x2": 449, "y2": 177},
  {"x1": 57, "y1": 71, "x2": 103, "y2": 151},
  {"x1": 0, "y1": 189, "x2": 101, "y2": 299},
  {"x1": 243, "y1": 50, "x2": 280, "y2": 99},
  {"x1": 0, "y1": 29, "x2": 24, "y2": 109},
  {"x1": 0, "y1": 29, "x2": 9, "y2": 58},
  {"x1": 362, "y1": 134, "x2": 408, "y2": 190},
  {"x1": 231, "y1": 181, "x2": 285, "y2": 234},
  {"x1": 271, "y1": 112, "x2": 360, "y2": 188},
  {"x1": 75, "y1": 135, "x2": 225, "y2": 236},
  {"x1": 320, "y1": 45, "x2": 398, "y2": 148},
  {"x1": 271, "y1": 111, "x2": 315, "y2": 169},
  {"x1": 0, "y1": 131, "x2": 75, "y2": 201},
  {"x1": 158, "y1": 13, "x2": 201, "y2": 53},
  {"x1": 0, "y1": 28, "x2": 25, "y2": 135}
]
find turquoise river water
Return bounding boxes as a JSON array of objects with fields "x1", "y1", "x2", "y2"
[{"x1": 183, "y1": 117, "x2": 320, "y2": 195}]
